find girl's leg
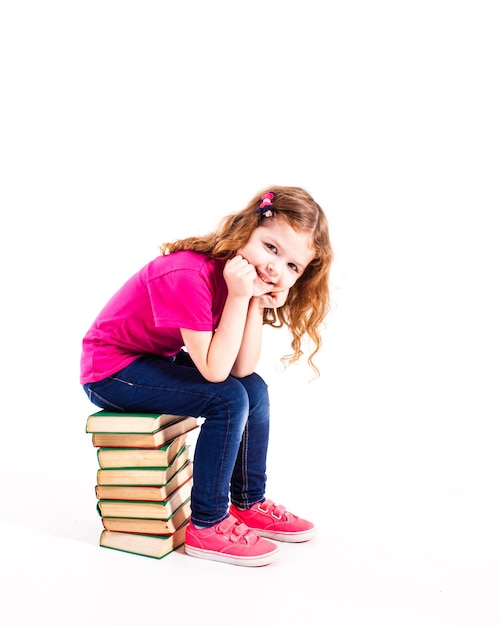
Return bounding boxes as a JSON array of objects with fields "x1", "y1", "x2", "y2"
[
  {"x1": 229, "y1": 372, "x2": 270, "y2": 509},
  {"x1": 227, "y1": 373, "x2": 317, "y2": 543},
  {"x1": 83, "y1": 355, "x2": 252, "y2": 527}
]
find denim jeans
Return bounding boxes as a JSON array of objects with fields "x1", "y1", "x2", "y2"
[{"x1": 83, "y1": 353, "x2": 270, "y2": 527}]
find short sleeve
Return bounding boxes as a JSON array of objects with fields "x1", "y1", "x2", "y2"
[{"x1": 146, "y1": 257, "x2": 218, "y2": 332}]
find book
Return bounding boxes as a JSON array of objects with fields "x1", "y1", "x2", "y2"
[
  {"x1": 97, "y1": 445, "x2": 189, "y2": 485},
  {"x1": 97, "y1": 434, "x2": 187, "y2": 469},
  {"x1": 86, "y1": 410, "x2": 192, "y2": 434},
  {"x1": 95, "y1": 460, "x2": 193, "y2": 501},
  {"x1": 99, "y1": 523, "x2": 188, "y2": 559},
  {"x1": 97, "y1": 477, "x2": 193, "y2": 519},
  {"x1": 92, "y1": 416, "x2": 199, "y2": 448},
  {"x1": 101, "y1": 499, "x2": 191, "y2": 535}
]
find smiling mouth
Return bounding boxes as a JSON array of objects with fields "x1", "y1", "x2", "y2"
[{"x1": 257, "y1": 270, "x2": 274, "y2": 286}]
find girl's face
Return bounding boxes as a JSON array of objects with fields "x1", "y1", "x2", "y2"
[{"x1": 237, "y1": 216, "x2": 316, "y2": 297}]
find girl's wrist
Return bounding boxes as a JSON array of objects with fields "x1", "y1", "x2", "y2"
[{"x1": 249, "y1": 297, "x2": 266, "y2": 314}]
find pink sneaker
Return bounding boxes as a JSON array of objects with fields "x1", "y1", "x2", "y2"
[
  {"x1": 184, "y1": 514, "x2": 279, "y2": 566},
  {"x1": 229, "y1": 499, "x2": 316, "y2": 542}
]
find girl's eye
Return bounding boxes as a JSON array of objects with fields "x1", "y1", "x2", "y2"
[
  {"x1": 266, "y1": 243, "x2": 277, "y2": 254},
  {"x1": 288, "y1": 262, "x2": 299, "y2": 272}
]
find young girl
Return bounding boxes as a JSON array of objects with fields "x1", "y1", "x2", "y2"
[{"x1": 81, "y1": 185, "x2": 332, "y2": 567}]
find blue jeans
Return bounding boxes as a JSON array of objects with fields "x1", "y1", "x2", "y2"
[{"x1": 83, "y1": 353, "x2": 270, "y2": 527}]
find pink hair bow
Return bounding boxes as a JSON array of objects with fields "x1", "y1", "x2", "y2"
[{"x1": 257, "y1": 192, "x2": 275, "y2": 218}]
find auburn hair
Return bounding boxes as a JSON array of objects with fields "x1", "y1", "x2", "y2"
[{"x1": 160, "y1": 186, "x2": 333, "y2": 376}]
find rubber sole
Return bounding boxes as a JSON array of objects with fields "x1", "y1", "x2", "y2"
[
  {"x1": 184, "y1": 543, "x2": 279, "y2": 567},
  {"x1": 252, "y1": 527, "x2": 317, "y2": 543}
]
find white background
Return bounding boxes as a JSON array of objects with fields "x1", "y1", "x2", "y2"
[{"x1": 1, "y1": 1, "x2": 499, "y2": 625}]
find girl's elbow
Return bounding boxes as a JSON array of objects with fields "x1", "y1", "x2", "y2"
[
  {"x1": 201, "y1": 366, "x2": 231, "y2": 383},
  {"x1": 230, "y1": 365, "x2": 254, "y2": 379},
  {"x1": 205, "y1": 373, "x2": 229, "y2": 383}
]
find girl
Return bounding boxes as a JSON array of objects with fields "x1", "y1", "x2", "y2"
[{"x1": 81, "y1": 185, "x2": 333, "y2": 567}]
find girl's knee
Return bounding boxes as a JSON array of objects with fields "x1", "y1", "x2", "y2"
[
  {"x1": 236, "y1": 373, "x2": 270, "y2": 413},
  {"x1": 204, "y1": 377, "x2": 250, "y2": 419},
  {"x1": 202, "y1": 375, "x2": 268, "y2": 423}
]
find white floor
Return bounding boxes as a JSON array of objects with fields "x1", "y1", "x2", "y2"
[
  {"x1": 2, "y1": 2, "x2": 499, "y2": 625},
  {"x1": 2, "y1": 344, "x2": 499, "y2": 626}
]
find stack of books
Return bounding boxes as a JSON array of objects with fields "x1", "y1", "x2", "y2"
[{"x1": 86, "y1": 410, "x2": 199, "y2": 559}]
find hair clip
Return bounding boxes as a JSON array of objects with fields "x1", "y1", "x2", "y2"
[{"x1": 256, "y1": 192, "x2": 275, "y2": 218}]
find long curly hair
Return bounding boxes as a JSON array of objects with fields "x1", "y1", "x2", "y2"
[{"x1": 160, "y1": 185, "x2": 333, "y2": 376}]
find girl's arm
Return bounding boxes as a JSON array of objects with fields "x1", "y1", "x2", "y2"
[
  {"x1": 230, "y1": 299, "x2": 264, "y2": 378},
  {"x1": 180, "y1": 256, "x2": 255, "y2": 383},
  {"x1": 231, "y1": 288, "x2": 290, "y2": 378}
]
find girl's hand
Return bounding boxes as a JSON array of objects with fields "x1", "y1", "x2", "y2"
[
  {"x1": 254, "y1": 288, "x2": 289, "y2": 310},
  {"x1": 223, "y1": 255, "x2": 256, "y2": 299}
]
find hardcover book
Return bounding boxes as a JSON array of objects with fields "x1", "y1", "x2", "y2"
[
  {"x1": 97, "y1": 434, "x2": 188, "y2": 469},
  {"x1": 92, "y1": 416, "x2": 199, "y2": 448},
  {"x1": 99, "y1": 523, "x2": 188, "y2": 558},
  {"x1": 97, "y1": 446, "x2": 189, "y2": 485},
  {"x1": 97, "y1": 478, "x2": 193, "y2": 519},
  {"x1": 95, "y1": 461, "x2": 193, "y2": 501},
  {"x1": 101, "y1": 499, "x2": 191, "y2": 535},
  {"x1": 86, "y1": 410, "x2": 192, "y2": 434}
]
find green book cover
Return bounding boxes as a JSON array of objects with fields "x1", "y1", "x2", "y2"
[
  {"x1": 99, "y1": 527, "x2": 187, "y2": 559},
  {"x1": 96, "y1": 446, "x2": 189, "y2": 484},
  {"x1": 96, "y1": 434, "x2": 190, "y2": 469},
  {"x1": 96, "y1": 478, "x2": 193, "y2": 519},
  {"x1": 95, "y1": 498, "x2": 189, "y2": 520},
  {"x1": 86, "y1": 411, "x2": 189, "y2": 434}
]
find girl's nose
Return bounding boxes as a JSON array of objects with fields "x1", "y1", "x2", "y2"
[{"x1": 267, "y1": 262, "x2": 282, "y2": 282}]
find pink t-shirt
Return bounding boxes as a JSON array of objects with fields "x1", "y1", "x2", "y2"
[{"x1": 80, "y1": 251, "x2": 228, "y2": 384}]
